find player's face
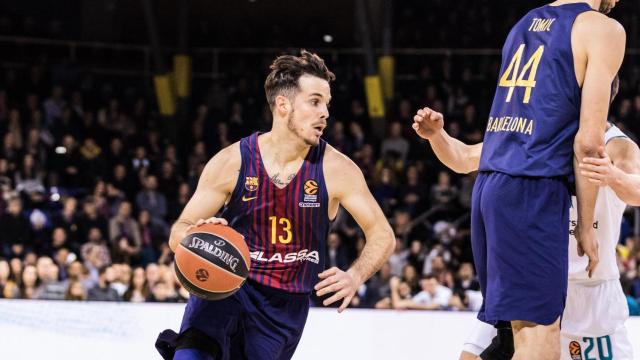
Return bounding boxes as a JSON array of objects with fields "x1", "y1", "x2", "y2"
[
  {"x1": 599, "y1": 0, "x2": 619, "y2": 14},
  {"x1": 288, "y1": 75, "x2": 331, "y2": 146}
]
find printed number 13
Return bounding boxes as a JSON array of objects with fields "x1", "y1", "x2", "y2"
[
  {"x1": 269, "y1": 216, "x2": 292, "y2": 244},
  {"x1": 498, "y1": 44, "x2": 545, "y2": 104}
]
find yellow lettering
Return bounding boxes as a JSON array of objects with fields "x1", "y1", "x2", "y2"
[
  {"x1": 486, "y1": 117, "x2": 493, "y2": 131},
  {"x1": 517, "y1": 118, "x2": 526, "y2": 133},
  {"x1": 509, "y1": 117, "x2": 519, "y2": 131},
  {"x1": 502, "y1": 117, "x2": 511, "y2": 131},
  {"x1": 524, "y1": 121, "x2": 533, "y2": 135}
]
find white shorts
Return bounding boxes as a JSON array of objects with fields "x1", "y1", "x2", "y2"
[
  {"x1": 561, "y1": 326, "x2": 633, "y2": 360},
  {"x1": 462, "y1": 280, "x2": 633, "y2": 359},
  {"x1": 561, "y1": 279, "x2": 633, "y2": 360}
]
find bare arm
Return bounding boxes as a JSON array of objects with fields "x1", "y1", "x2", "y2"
[
  {"x1": 572, "y1": 14, "x2": 625, "y2": 274},
  {"x1": 580, "y1": 139, "x2": 640, "y2": 206},
  {"x1": 315, "y1": 147, "x2": 395, "y2": 312},
  {"x1": 168, "y1": 143, "x2": 241, "y2": 251},
  {"x1": 412, "y1": 107, "x2": 482, "y2": 174}
]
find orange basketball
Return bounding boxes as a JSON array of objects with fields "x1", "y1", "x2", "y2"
[{"x1": 174, "y1": 223, "x2": 251, "y2": 300}]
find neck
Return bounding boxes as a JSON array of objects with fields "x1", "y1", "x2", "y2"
[{"x1": 261, "y1": 121, "x2": 310, "y2": 164}]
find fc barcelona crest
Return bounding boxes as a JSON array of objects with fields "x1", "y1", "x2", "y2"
[{"x1": 245, "y1": 176, "x2": 259, "y2": 192}]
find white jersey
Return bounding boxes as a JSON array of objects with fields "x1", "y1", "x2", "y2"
[{"x1": 568, "y1": 125, "x2": 628, "y2": 283}]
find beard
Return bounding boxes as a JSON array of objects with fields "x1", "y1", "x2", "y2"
[
  {"x1": 286, "y1": 108, "x2": 320, "y2": 146},
  {"x1": 599, "y1": 0, "x2": 614, "y2": 13}
]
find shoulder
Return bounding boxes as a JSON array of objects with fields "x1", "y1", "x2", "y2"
[
  {"x1": 323, "y1": 143, "x2": 363, "y2": 179},
  {"x1": 205, "y1": 141, "x2": 242, "y2": 173},
  {"x1": 574, "y1": 12, "x2": 625, "y2": 43},
  {"x1": 197, "y1": 142, "x2": 242, "y2": 191}
]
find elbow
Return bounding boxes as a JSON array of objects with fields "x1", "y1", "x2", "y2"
[
  {"x1": 574, "y1": 133, "x2": 604, "y2": 158},
  {"x1": 384, "y1": 227, "x2": 396, "y2": 259}
]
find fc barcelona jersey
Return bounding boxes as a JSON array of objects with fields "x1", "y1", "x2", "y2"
[
  {"x1": 220, "y1": 133, "x2": 330, "y2": 293},
  {"x1": 479, "y1": 3, "x2": 593, "y2": 177}
]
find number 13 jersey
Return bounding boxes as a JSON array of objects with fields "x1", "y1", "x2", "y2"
[
  {"x1": 220, "y1": 133, "x2": 330, "y2": 293},
  {"x1": 479, "y1": 3, "x2": 593, "y2": 177}
]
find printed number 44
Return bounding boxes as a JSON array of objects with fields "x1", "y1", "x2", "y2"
[{"x1": 499, "y1": 44, "x2": 545, "y2": 104}]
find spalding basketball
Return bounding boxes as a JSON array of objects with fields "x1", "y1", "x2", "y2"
[{"x1": 174, "y1": 223, "x2": 250, "y2": 300}]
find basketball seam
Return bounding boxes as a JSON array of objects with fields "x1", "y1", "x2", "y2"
[
  {"x1": 187, "y1": 229, "x2": 251, "y2": 266},
  {"x1": 178, "y1": 242, "x2": 247, "y2": 285},
  {"x1": 174, "y1": 262, "x2": 247, "y2": 300}
]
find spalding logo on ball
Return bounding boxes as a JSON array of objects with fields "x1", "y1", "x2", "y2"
[{"x1": 174, "y1": 223, "x2": 250, "y2": 300}]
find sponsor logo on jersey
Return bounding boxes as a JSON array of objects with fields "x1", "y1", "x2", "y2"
[
  {"x1": 250, "y1": 249, "x2": 320, "y2": 264},
  {"x1": 189, "y1": 236, "x2": 240, "y2": 272},
  {"x1": 245, "y1": 176, "x2": 259, "y2": 192},
  {"x1": 300, "y1": 179, "x2": 320, "y2": 207},
  {"x1": 569, "y1": 341, "x2": 582, "y2": 360},
  {"x1": 242, "y1": 195, "x2": 258, "y2": 202}
]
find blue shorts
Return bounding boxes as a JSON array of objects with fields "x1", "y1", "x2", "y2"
[
  {"x1": 471, "y1": 171, "x2": 570, "y2": 325},
  {"x1": 156, "y1": 279, "x2": 310, "y2": 360}
]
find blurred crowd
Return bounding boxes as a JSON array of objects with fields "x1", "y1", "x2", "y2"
[{"x1": 0, "y1": 11, "x2": 640, "y2": 314}]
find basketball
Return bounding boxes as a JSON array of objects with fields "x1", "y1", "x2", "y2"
[{"x1": 174, "y1": 223, "x2": 251, "y2": 300}]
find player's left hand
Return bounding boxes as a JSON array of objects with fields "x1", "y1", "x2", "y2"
[
  {"x1": 579, "y1": 146, "x2": 620, "y2": 186},
  {"x1": 315, "y1": 267, "x2": 361, "y2": 313}
]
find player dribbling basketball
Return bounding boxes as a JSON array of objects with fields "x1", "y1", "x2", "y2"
[{"x1": 155, "y1": 50, "x2": 395, "y2": 360}]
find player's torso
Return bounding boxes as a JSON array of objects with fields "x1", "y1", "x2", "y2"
[
  {"x1": 220, "y1": 133, "x2": 330, "y2": 293},
  {"x1": 479, "y1": 3, "x2": 592, "y2": 177}
]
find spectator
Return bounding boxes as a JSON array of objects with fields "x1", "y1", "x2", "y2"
[
  {"x1": 33, "y1": 259, "x2": 66, "y2": 300},
  {"x1": 135, "y1": 175, "x2": 167, "y2": 223},
  {"x1": 87, "y1": 266, "x2": 120, "y2": 301},
  {"x1": 405, "y1": 274, "x2": 453, "y2": 310},
  {"x1": 0, "y1": 196, "x2": 30, "y2": 258},
  {"x1": 20, "y1": 265, "x2": 38, "y2": 299},
  {"x1": 65, "y1": 280, "x2": 87, "y2": 300},
  {"x1": 326, "y1": 232, "x2": 349, "y2": 270},
  {"x1": 381, "y1": 121, "x2": 410, "y2": 163},
  {"x1": 123, "y1": 267, "x2": 150, "y2": 302},
  {"x1": 109, "y1": 201, "x2": 142, "y2": 251}
]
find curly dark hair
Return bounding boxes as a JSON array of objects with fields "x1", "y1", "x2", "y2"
[{"x1": 264, "y1": 50, "x2": 336, "y2": 110}]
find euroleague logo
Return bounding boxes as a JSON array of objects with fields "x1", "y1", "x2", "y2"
[
  {"x1": 195, "y1": 268, "x2": 209, "y2": 282},
  {"x1": 300, "y1": 179, "x2": 320, "y2": 208},
  {"x1": 569, "y1": 341, "x2": 582, "y2": 360},
  {"x1": 304, "y1": 180, "x2": 318, "y2": 195}
]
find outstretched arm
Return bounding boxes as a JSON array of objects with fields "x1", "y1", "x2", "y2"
[
  {"x1": 579, "y1": 139, "x2": 640, "y2": 206},
  {"x1": 413, "y1": 107, "x2": 482, "y2": 174},
  {"x1": 315, "y1": 147, "x2": 395, "y2": 312}
]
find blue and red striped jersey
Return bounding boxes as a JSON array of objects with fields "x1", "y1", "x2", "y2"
[{"x1": 220, "y1": 133, "x2": 330, "y2": 293}]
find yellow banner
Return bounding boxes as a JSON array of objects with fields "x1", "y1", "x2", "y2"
[
  {"x1": 173, "y1": 54, "x2": 191, "y2": 98},
  {"x1": 154, "y1": 74, "x2": 176, "y2": 116},
  {"x1": 365, "y1": 75, "x2": 385, "y2": 118},
  {"x1": 378, "y1": 56, "x2": 394, "y2": 100}
]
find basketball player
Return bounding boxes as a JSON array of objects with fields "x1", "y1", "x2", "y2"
[
  {"x1": 413, "y1": 1, "x2": 625, "y2": 358},
  {"x1": 155, "y1": 50, "x2": 395, "y2": 360},
  {"x1": 412, "y1": 78, "x2": 637, "y2": 360}
]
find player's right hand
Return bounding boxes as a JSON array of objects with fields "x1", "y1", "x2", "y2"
[
  {"x1": 575, "y1": 224, "x2": 599, "y2": 278},
  {"x1": 412, "y1": 107, "x2": 444, "y2": 140},
  {"x1": 188, "y1": 217, "x2": 229, "y2": 232}
]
